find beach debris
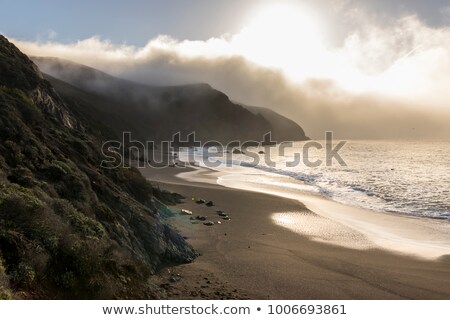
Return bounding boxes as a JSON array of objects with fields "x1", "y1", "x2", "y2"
[
  {"x1": 203, "y1": 221, "x2": 215, "y2": 226},
  {"x1": 169, "y1": 274, "x2": 182, "y2": 283},
  {"x1": 217, "y1": 221, "x2": 222, "y2": 224},
  {"x1": 196, "y1": 199, "x2": 206, "y2": 204},
  {"x1": 206, "y1": 200, "x2": 214, "y2": 207},
  {"x1": 195, "y1": 215, "x2": 208, "y2": 221},
  {"x1": 181, "y1": 209, "x2": 193, "y2": 215}
]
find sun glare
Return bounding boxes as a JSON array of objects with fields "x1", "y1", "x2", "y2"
[{"x1": 233, "y1": 4, "x2": 327, "y2": 81}]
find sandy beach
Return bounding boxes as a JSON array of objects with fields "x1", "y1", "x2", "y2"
[{"x1": 141, "y1": 165, "x2": 450, "y2": 299}]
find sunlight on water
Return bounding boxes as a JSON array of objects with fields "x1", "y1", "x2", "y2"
[{"x1": 183, "y1": 140, "x2": 450, "y2": 219}]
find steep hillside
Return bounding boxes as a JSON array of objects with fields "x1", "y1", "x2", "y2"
[
  {"x1": 245, "y1": 106, "x2": 309, "y2": 142},
  {"x1": 0, "y1": 35, "x2": 196, "y2": 299},
  {"x1": 33, "y1": 57, "x2": 308, "y2": 143}
]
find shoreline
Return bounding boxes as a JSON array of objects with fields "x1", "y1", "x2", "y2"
[
  {"x1": 177, "y1": 165, "x2": 450, "y2": 260},
  {"x1": 140, "y1": 165, "x2": 450, "y2": 299}
]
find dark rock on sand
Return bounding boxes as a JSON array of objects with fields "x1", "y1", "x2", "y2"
[{"x1": 169, "y1": 274, "x2": 182, "y2": 283}]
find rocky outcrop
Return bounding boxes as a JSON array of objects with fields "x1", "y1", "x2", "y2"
[{"x1": 0, "y1": 36, "x2": 78, "y2": 129}]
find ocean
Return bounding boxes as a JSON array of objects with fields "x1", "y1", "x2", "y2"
[{"x1": 185, "y1": 140, "x2": 450, "y2": 220}]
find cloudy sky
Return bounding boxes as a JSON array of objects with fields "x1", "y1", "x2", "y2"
[{"x1": 2, "y1": 0, "x2": 450, "y2": 139}]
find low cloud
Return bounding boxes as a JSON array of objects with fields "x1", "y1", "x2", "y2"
[{"x1": 10, "y1": 10, "x2": 450, "y2": 139}]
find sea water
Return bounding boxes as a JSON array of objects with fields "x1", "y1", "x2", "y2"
[{"x1": 188, "y1": 140, "x2": 450, "y2": 220}]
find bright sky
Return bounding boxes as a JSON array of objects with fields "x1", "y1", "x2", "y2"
[
  {"x1": 2, "y1": 0, "x2": 450, "y2": 138},
  {"x1": 1, "y1": 0, "x2": 450, "y2": 44}
]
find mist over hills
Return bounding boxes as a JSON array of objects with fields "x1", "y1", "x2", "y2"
[
  {"x1": 0, "y1": 33, "x2": 309, "y2": 299},
  {"x1": 245, "y1": 105, "x2": 308, "y2": 142},
  {"x1": 33, "y1": 56, "x2": 309, "y2": 144}
]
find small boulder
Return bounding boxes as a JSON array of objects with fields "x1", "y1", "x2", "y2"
[
  {"x1": 181, "y1": 209, "x2": 193, "y2": 215},
  {"x1": 203, "y1": 221, "x2": 215, "y2": 226},
  {"x1": 169, "y1": 274, "x2": 182, "y2": 283}
]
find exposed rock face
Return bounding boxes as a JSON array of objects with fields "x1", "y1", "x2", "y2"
[
  {"x1": 31, "y1": 85, "x2": 78, "y2": 129},
  {"x1": 0, "y1": 35, "x2": 196, "y2": 299},
  {"x1": 0, "y1": 36, "x2": 78, "y2": 129}
]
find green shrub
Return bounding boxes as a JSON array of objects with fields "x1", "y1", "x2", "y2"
[
  {"x1": 0, "y1": 257, "x2": 12, "y2": 299},
  {"x1": 23, "y1": 144, "x2": 39, "y2": 159},
  {"x1": 54, "y1": 271, "x2": 75, "y2": 289},
  {"x1": 110, "y1": 167, "x2": 153, "y2": 205},
  {"x1": 49, "y1": 162, "x2": 90, "y2": 204},
  {"x1": 152, "y1": 188, "x2": 184, "y2": 205},
  {"x1": 53, "y1": 199, "x2": 105, "y2": 238},
  {"x1": 2, "y1": 140, "x2": 24, "y2": 165},
  {"x1": 0, "y1": 186, "x2": 44, "y2": 217},
  {"x1": 94, "y1": 203, "x2": 116, "y2": 222},
  {"x1": 11, "y1": 262, "x2": 35, "y2": 287},
  {"x1": 0, "y1": 86, "x2": 33, "y2": 106},
  {"x1": 52, "y1": 160, "x2": 72, "y2": 174},
  {"x1": 7, "y1": 166, "x2": 36, "y2": 188},
  {"x1": 46, "y1": 162, "x2": 68, "y2": 180}
]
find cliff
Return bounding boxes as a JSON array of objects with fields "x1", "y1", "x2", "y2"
[{"x1": 0, "y1": 35, "x2": 196, "y2": 299}]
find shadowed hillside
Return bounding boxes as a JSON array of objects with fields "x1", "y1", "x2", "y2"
[
  {"x1": 0, "y1": 35, "x2": 196, "y2": 299},
  {"x1": 33, "y1": 57, "x2": 309, "y2": 143},
  {"x1": 245, "y1": 105, "x2": 309, "y2": 142}
]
